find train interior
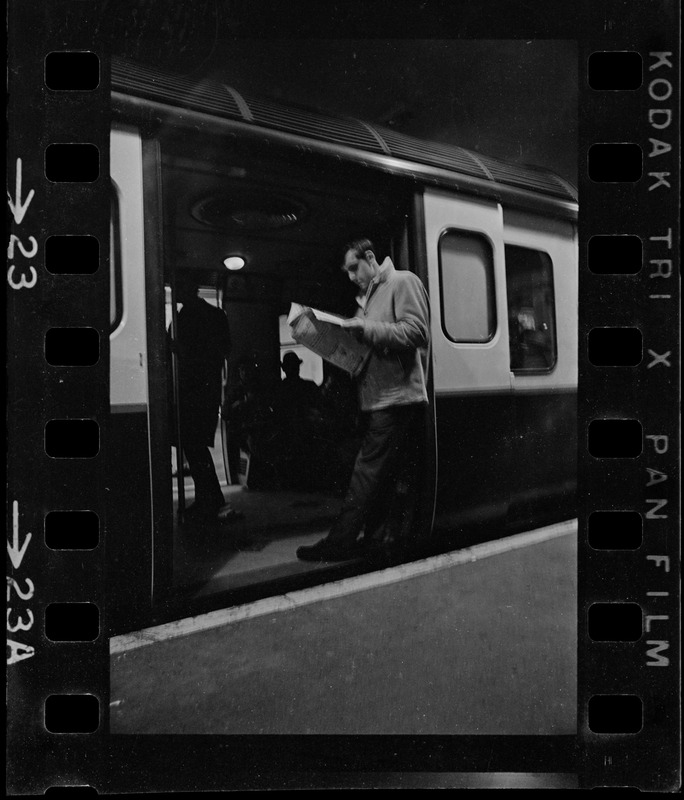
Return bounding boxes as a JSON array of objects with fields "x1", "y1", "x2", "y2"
[{"x1": 156, "y1": 128, "x2": 421, "y2": 599}]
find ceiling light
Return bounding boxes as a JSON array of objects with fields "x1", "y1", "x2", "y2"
[{"x1": 224, "y1": 256, "x2": 245, "y2": 271}]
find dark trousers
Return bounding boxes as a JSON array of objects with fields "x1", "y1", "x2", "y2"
[
  {"x1": 183, "y1": 441, "x2": 225, "y2": 511},
  {"x1": 325, "y1": 404, "x2": 424, "y2": 548}
]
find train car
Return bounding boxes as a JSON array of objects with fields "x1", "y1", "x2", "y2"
[{"x1": 108, "y1": 58, "x2": 578, "y2": 635}]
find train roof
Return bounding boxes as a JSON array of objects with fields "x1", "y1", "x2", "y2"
[{"x1": 112, "y1": 58, "x2": 578, "y2": 216}]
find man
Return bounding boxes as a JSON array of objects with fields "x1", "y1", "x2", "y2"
[
  {"x1": 172, "y1": 274, "x2": 235, "y2": 521},
  {"x1": 269, "y1": 351, "x2": 324, "y2": 490},
  {"x1": 297, "y1": 239, "x2": 430, "y2": 561},
  {"x1": 274, "y1": 351, "x2": 322, "y2": 416}
]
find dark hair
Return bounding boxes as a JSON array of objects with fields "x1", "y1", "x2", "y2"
[
  {"x1": 175, "y1": 272, "x2": 200, "y2": 292},
  {"x1": 345, "y1": 238, "x2": 375, "y2": 260}
]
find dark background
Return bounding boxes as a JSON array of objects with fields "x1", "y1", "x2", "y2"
[{"x1": 104, "y1": 1, "x2": 578, "y2": 185}]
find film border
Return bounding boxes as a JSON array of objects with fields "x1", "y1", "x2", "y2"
[
  {"x1": 577, "y1": 21, "x2": 680, "y2": 789},
  {"x1": 5, "y1": 0, "x2": 681, "y2": 792}
]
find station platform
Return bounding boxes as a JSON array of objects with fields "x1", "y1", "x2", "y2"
[{"x1": 110, "y1": 520, "x2": 577, "y2": 737}]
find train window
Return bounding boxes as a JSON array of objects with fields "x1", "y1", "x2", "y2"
[
  {"x1": 278, "y1": 315, "x2": 323, "y2": 385},
  {"x1": 438, "y1": 230, "x2": 496, "y2": 343},
  {"x1": 505, "y1": 245, "x2": 557, "y2": 373},
  {"x1": 110, "y1": 181, "x2": 123, "y2": 333}
]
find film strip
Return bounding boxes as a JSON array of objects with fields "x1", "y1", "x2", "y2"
[
  {"x1": 6, "y1": 0, "x2": 680, "y2": 792},
  {"x1": 7, "y1": 0, "x2": 111, "y2": 790},
  {"x1": 578, "y1": 28, "x2": 680, "y2": 788},
  {"x1": 580, "y1": 31, "x2": 679, "y2": 789}
]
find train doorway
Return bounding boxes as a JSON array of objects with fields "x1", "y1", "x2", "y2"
[{"x1": 151, "y1": 131, "x2": 436, "y2": 605}]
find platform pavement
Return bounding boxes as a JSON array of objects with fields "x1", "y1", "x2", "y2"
[{"x1": 110, "y1": 523, "x2": 577, "y2": 736}]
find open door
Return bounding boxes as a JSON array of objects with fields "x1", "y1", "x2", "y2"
[{"x1": 144, "y1": 120, "x2": 445, "y2": 603}]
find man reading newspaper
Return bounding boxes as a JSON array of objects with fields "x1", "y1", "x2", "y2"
[
  {"x1": 287, "y1": 303, "x2": 371, "y2": 376},
  {"x1": 295, "y1": 238, "x2": 430, "y2": 562}
]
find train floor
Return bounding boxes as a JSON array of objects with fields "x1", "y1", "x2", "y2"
[
  {"x1": 110, "y1": 520, "x2": 577, "y2": 737},
  {"x1": 172, "y1": 481, "x2": 342, "y2": 595}
]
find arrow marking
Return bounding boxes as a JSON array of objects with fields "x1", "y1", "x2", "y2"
[
  {"x1": 8, "y1": 501, "x2": 32, "y2": 571},
  {"x1": 7, "y1": 158, "x2": 35, "y2": 225}
]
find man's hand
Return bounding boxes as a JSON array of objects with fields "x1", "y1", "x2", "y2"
[{"x1": 341, "y1": 317, "x2": 365, "y2": 339}]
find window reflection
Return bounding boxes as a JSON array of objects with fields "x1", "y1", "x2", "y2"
[{"x1": 505, "y1": 245, "x2": 557, "y2": 372}]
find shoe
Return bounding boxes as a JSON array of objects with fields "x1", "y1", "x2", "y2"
[
  {"x1": 296, "y1": 540, "x2": 364, "y2": 562},
  {"x1": 217, "y1": 506, "x2": 245, "y2": 523}
]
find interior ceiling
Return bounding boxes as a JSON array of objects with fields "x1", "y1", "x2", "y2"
[{"x1": 160, "y1": 136, "x2": 407, "y2": 280}]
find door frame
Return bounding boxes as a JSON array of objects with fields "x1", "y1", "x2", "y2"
[
  {"x1": 409, "y1": 189, "x2": 438, "y2": 540},
  {"x1": 142, "y1": 135, "x2": 175, "y2": 604}
]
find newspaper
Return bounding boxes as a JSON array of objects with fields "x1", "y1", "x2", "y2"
[{"x1": 287, "y1": 303, "x2": 371, "y2": 377}]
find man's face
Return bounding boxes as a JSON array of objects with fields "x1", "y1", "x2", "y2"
[{"x1": 343, "y1": 250, "x2": 376, "y2": 292}]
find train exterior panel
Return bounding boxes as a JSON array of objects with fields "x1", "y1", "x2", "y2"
[
  {"x1": 107, "y1": 60, "x2": 577, "y2": 633},
  {"x1": 423, "y1": 190, "x2": 577, "y2": 537},
  {"x1": 110, "y1": 126, "x2": 149, "y2": 412},
  {"x1": 108, "y1": 127, "x2": 155, "y2": 621}
]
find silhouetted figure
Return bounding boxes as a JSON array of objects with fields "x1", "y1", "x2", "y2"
[
  {"x1": 272, "y1": 352, "x2": 322, "y2": 423},
  {"x1": 172, "y1": 275, "x2": 232, "y2": 520},
  {"x1": 269, "y1": 351, "x2": 324, "y2": 490}
]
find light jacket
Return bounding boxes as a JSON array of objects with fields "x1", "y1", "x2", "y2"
[{"x1": 354, "y1": 257, "x2": 430, "y2": 412}]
